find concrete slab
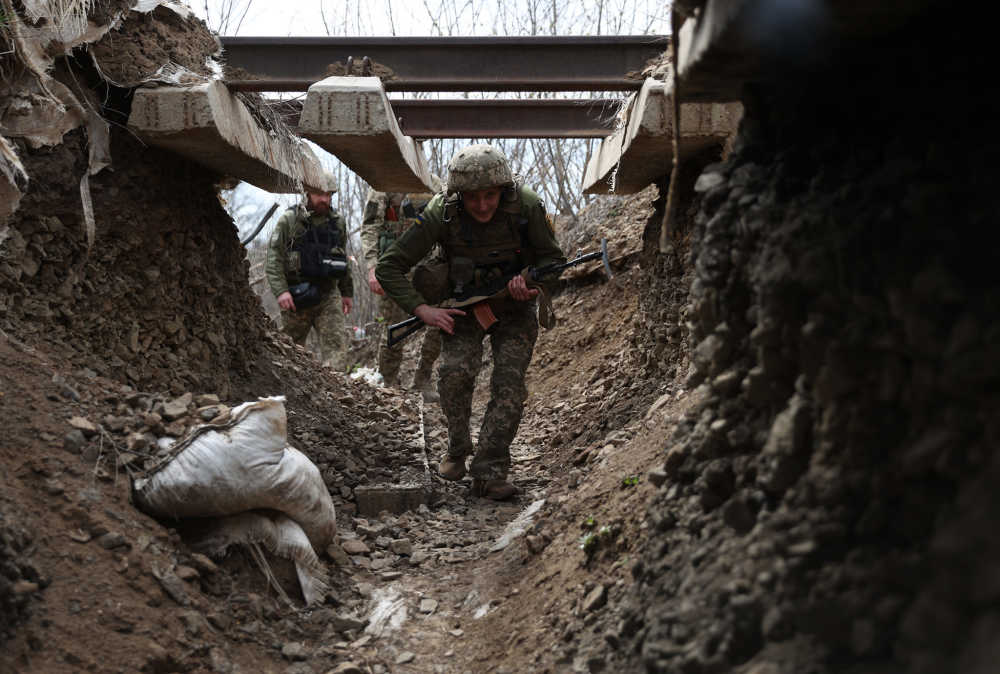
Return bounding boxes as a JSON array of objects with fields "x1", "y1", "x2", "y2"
[
  {"x1": 354, "y1": 484, "x2": 431, "y2": 517},
  {"x1": 582, "y1": 77, "x2": 741, "y2": 195},
  {"x1": 677, "y1": 0, "x2": 937, "y2": 102},
  {"x1": 127, "y1": 81, "x2": 333, "y2": 193},
  {"x1": 298, "y1": 77, "x2": 435, "y2": 193}
]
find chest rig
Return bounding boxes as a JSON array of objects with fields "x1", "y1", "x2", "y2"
[
  {"x1": 442, "y1": 186, "x2": 530, "y2": 295},
  {"x1": 290, "y1": 209, "x2": 347, "y2": 279}
]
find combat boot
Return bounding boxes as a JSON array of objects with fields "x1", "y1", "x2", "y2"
[
  {"x1": 438, "y1": 455, "x2": 467, "y2": 481},
  {"x1": 472, "y1": 478, "x2": 516, "y2": 501}
]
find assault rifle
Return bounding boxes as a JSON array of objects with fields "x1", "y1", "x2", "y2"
[{"x1": 386, "y1": 238, "x2": 613, "y2": 347}]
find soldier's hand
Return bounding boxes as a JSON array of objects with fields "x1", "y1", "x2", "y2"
[
  {"x1": 414, "y1": 304, "x2": 466, "y2": 335},
  {"x1": 342, "y1": 297, "x2": 353, "y2": 315},
  {"x1": 507, "y1": 274, "x2": 540, "y2": 301},
  {"x1": 277, "y1": 291, "x2": 296, "y2": 311},
  {"x1": 368, "y1": 268, "x2": 385, "y2": 295}
]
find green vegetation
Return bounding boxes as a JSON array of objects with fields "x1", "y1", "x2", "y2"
[{"x1": 621, "y1": 474, "x2": 640, "y2": 488}]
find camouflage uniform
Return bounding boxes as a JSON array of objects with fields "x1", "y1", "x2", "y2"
[
  {"x1": 376, "y1": 161, "x2": 565, "y2": 482},
  {"x1": 266, "y1": 201, "x2": 353, "y2": 370},
  {"x1": 361, "y1": 188, "x2": 442, "y2": 388}
]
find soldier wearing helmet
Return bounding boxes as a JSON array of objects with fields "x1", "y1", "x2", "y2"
[
  {"x1": 376, "y1": 144, "x2": 566, "y2": 500},
  {"x1": 360, "y1": 178, "x2": 444, "y2": 390},
  {"x1": 266, "y1": 181, "x2": 353, "y2": 371}
]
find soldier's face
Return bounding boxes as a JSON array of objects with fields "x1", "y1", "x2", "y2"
[
  {"x1": 306, "y1": 191, "x2": 332, "y2": 214},
  {"x1": 462, "y1": 187, "x2": 502, "y2": 223}
]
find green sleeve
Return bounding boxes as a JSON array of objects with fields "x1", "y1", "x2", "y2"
[
  {"x1": 265, "y1": 210, "x2": 294, "y2": 297},
  {"x1": 375, "y1": 194, "x2": 446, "y2": 313},
  {"x1": 521, "y1": 186, "x2": 566, "y2": 273},
  {"x1": 360, "y1": 189, "x2": 386, "y2": 268}
]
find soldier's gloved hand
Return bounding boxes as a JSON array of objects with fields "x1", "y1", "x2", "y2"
[
  {"x1": 414, "y1": 304, "x2": 466, "y2": 335},
  {"x1": 277, "y1": 291, "x2": 296, "y2": 311},
  {"x1": 507, "y1": 274, "x2": 540, "y2": 301},
  {"x1": 368, "y1": 268, "x2": 385, "y2": 296}
]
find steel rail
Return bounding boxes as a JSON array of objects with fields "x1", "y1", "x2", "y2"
[
  {"x1": 388, "y1": 99, "x2": 622, "y2": 139},
  {"x1": 219, "y1": 35, "x2": 666, "y2": 92},
  {"x1": 224, "y1": 78, "x2": 643, "y2": 92}
]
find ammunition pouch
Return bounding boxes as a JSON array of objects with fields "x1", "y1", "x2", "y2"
[
  {"x1": 412, "y1": 260, "x2": 450, "y2": 305},
  {"x1": 288, "y1": 282, "x2": 322, "y2": 308}
]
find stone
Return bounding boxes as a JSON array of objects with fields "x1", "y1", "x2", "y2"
[
  {"x1": 341, "y1": 538, "x2": 370, "y2": 555},
  {"x1": 161, "y1": 393, "x2": 192, "y2": 420},
  {"x1": 97, "y1": 532, "x2": 129, "y2": 550},
  {"x1": 63, "y1": 430, "x2": 86, "y2": 453},
  {"x1": 419, "y1": 598, "x2": 438, "y2": 614},
  {"x1": 329, "y1": 664, "x2": 364, "y2": 674},
  {"x1": 395, "y1": 652, "x2": 415, "y2": 664},
  {"x1": 281, "y1": 642, "x2": 309, "y2": 662},
  {"x1": 326, "y1": 542, "x2": 351, "y2": 566},
  {"x1": 68, "y1": 416, "x2": 98, "y2": 437},
  {"x1": 389, "y1": 539, "x2": 412, "y2": 556},
  {"x1": 176, "y1": 565, "x2": 200, "y2": 581},
  {"x1": 189, "y1": 553, "x2": 219, "y2": 574},
  {"x1": 583, "y1": 585, "x2": 607, "y2": 613}
]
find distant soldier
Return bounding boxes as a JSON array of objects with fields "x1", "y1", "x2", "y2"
[
  {"x1": 376, "y1": 145, "x2": 565, "y2": 500},
  {"x1": 361, "y1": 182, "x2": 443, "y2": 390},
  {"x1": 266, "y1": 183, "x2": 353, "y2": 370}
]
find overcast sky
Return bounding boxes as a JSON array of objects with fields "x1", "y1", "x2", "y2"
[{"x1": 186, "y1": 0, "x2": 669, "y2": 38}]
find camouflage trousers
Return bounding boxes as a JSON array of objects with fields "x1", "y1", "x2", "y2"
[
  {"x1": 438, "y1": 301, "x2": 538, "y2": 481},
  {"x1": 377, "y1": 294, "x2": 441, "y2": 386},
  {"x1": 280, "y1": 288, "x2": 347, "y2": 371}
]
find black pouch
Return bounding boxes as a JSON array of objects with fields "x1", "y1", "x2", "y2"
[{"x1": 288, "y1": 282, "x2": 322, "y2": 308}]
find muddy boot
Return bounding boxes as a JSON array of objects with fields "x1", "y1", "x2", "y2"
[
  {"x1": 472, "y1": 478, "x2": 516, "y2": 501},
  {"x1": 438, "y1": 455, "x2": 467, "y2": 481}
]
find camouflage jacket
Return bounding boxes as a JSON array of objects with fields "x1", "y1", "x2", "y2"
[
  {"x1": 360, "y1": 189, "x2": 407, "y2": 269},
  {"x1": 375, "y1": 184, "x2": 565, "y2": 314},
  {"x1": 265, "y1": 204, "x2": 353, "y2": 299}
]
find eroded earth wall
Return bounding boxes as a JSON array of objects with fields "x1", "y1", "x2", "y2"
[
  {"x1": 0, "y1": 127, "x2": 267, "y2": 398},
  {"x1": 623, "y1": 12, "x2": 999, "y2": 674}
]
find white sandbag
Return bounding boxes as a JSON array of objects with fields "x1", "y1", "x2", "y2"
[
  {"x1": 191, "y1": 511, "x2": 329, "y2": 605},
  {"x1": 132, "y1": 396, "x2": 336, "y2": 550}
]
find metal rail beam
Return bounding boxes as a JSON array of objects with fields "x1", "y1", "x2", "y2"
[
  {"x1": 389, "y1": 99, "x2": 622, "y2": 139},
  {"x1": 219, "y1": 35, "x2": 666, "y2": 92}
]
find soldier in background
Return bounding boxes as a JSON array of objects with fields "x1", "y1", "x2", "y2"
[
  {"x1": 361, "y1": 181, "x2": 443, "y2": 389},
  {"x1": 376, "y1": 145, "x2": 565, "y2": 500},
  {"x1": 266, "y1": 183, "x2": 353, "y2": 371}
]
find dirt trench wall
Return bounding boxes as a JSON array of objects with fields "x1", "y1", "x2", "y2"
[
  {"x1": 0, "y1": 127, "x2": 268, "y2": 397},
  {"x1": 622, "y1": 14, "x2": 999, "y2": 674}
]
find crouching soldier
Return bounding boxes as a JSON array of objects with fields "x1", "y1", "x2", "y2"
[{"x1": 376, "y1": 145, "x2": 565, "y2": 500}]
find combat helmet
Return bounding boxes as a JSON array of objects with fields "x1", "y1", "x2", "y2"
[{"x1": 446, "y1": 145, "x2": 514, "y2": 193}]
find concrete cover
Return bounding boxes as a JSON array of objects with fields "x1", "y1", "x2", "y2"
[
  {"x1": 128, "y1": 80, "x2": 331, "y2": 193},
  {"x1": 298, "y1": 77, "x2": 435, "y2": 193},
  {"x1": 582, "y1": 77, "x2": 741, "y2": 195},
  {"x1": 677, "y1": 0, "x2": 937, "y2": 102}
]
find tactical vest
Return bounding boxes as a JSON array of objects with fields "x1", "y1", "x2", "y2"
[
  {"x1": 442, "y1": 185, "x2": 530, "y2": 294},
  {"x1": 290, "y1": 209, "x2": 348, "y2": 279}
]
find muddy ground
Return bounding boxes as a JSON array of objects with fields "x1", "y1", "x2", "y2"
[{"x1": 3, "y1": 2, "x2": 999, "y2": 674}]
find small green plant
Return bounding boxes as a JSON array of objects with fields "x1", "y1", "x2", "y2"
[
  {"x1": 376, "y1": 315, "x2": 385, "y2": 323},
  {"x1": 579, "y1": 525, "x2": 612, "y2": 558},
  {"x1": 581, "y1": 516, "x2": 596, "y2": 529},
  {"x1": 621, "y1": 474, "x2": 640, "y2": 488}
]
